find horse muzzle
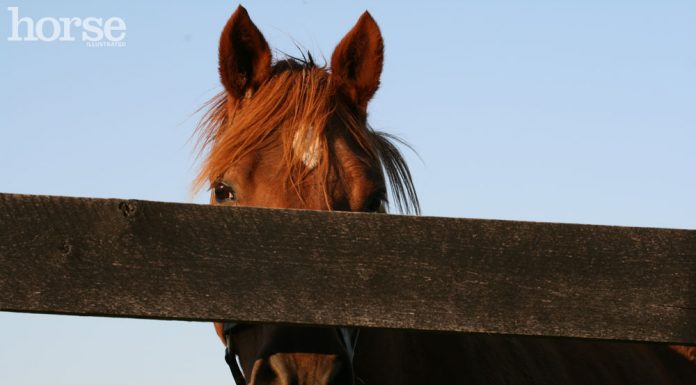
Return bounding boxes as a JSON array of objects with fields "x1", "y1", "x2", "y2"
[{"x1": 245, "y1": 352, "x2": 353, "y2": 385}]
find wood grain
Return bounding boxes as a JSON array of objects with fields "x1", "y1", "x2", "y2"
[{"x1": 1, "y1": 193, "x2": 695, "y2": 344}]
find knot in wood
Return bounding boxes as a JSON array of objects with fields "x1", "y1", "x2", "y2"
[
  {"x1": 118, "y1": 201, "x2": 138, "y2": 218},
  {"x1": 60, "y1": 239, "x2": 72, "y2": 258}
]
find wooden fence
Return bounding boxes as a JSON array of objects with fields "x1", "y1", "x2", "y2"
[{"x1": 1, "y1": 192, "x2": 696, "y2": 344}]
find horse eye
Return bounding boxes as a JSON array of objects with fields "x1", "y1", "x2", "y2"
[
  {"x1": 213, "y1": 182, "x2": 236, "y2": 203},
  {"x1": 365, "y1": 195, "x2": 387, "y2": 213}
]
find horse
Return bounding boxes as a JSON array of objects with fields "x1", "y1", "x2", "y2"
[{"x1": 195, "y1": 6, "x2": 696, "y2": 385}]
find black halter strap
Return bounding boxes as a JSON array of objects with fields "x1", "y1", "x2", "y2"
[
  {"x1": 339, "y1": 327, "x2": 360, "y2": 362},
  {"x1": 224, "y1": 324, "x2": 248, "y2": 385},
  {"x1": 222, "y1": 323, "x2": 359, "y2": 385}
]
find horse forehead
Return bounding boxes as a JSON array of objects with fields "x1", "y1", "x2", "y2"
[{"x1": 292, "y1": 125, "x2": 379, "y2": 176}]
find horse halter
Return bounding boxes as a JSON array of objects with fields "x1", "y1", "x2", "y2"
[{"x1": 222, "y1": 322, "x2": 359, "y2": 385}]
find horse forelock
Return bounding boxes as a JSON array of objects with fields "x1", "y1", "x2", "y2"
[{"x1": 195, "y1": 57, "x2": 420, "y2": 214}]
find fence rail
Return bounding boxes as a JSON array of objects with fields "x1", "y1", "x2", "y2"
[{"x1": 1, "y1": 193, "x2": 695, "y2": 344}]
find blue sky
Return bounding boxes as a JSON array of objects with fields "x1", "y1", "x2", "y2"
[{"x1": 1, "y1": 1, "x2": 695, "y2": 384}]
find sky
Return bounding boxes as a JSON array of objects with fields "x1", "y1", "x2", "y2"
[{"x1": 1, "y1": 1, "x2": 695, "y2": 384}]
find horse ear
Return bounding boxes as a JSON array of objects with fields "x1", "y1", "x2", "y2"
[
  {"x1": 330, "y1": 11, "x2": 384, "y2": 109},
  {"x1": 218, "y1": 6, "x2": 272, "y2": 99}
]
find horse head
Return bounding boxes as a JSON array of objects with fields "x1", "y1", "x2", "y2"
[{"x1": 196, "y1": 6, "x2": 418, "y2": 385}]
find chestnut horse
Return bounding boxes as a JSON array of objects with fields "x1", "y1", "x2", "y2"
[{"x1": 197, "y1": 6, "x2": 696, "y2": 385}]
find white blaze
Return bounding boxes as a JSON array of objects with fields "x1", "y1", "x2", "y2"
[{"x1": 292, "y1": 126, "x2": 321, "y2": 169}]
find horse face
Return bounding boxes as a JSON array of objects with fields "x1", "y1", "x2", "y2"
[{"x1": 198, "y1": 6, "x2": 398, "y2": 385}]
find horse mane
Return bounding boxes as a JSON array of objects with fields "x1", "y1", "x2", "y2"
[{"x1": 195, "y1": 56, "x2": 420, "y2": 214}]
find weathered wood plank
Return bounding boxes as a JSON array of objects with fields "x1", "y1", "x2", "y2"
[{"x1": 1, "y1": 193, "x2": 695, "y2": 343}]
